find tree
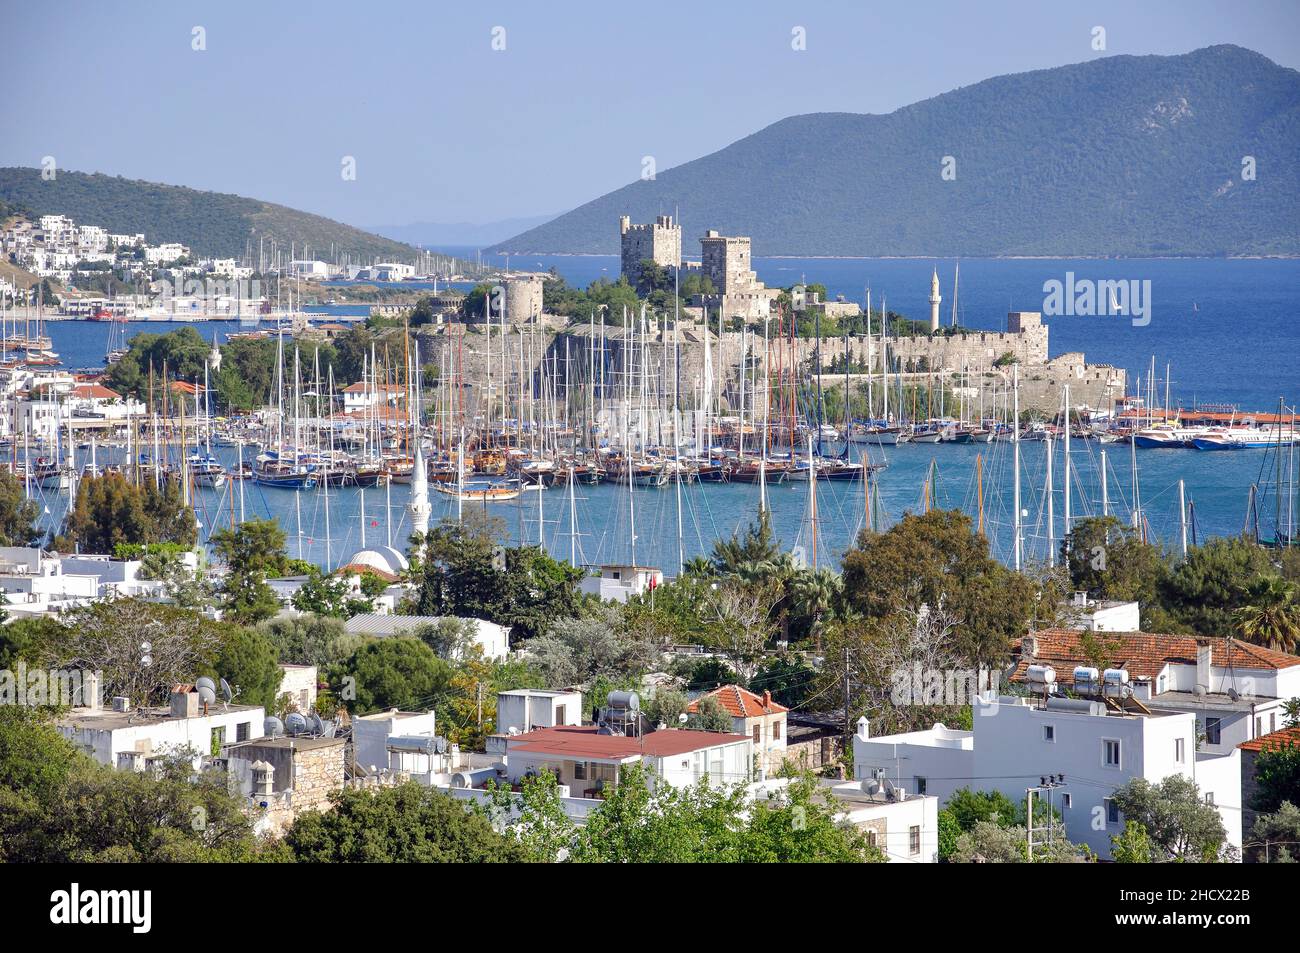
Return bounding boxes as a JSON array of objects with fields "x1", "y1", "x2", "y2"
[
  {"x1": 411, "y1": 515, "x2": 585, "y2": 641},
  {"x1": 566, "y1": 765, "x2": 882, "y2": 863},
  {"x1": 139, "y1": 546, "x2": 211, "y2": 608},
  {"x1": 1234, "y1": 576, "x2": 1300, "y2": 652},
  {"x1": 687, "y1": 695, "x2": 734, "y2": 733},
  {"x1": 0, "y1": 710, "x2": 268, "y2": 863},
  {"x1": 945, "y1": 788, "x2": 1023, "y2": 832},
  {"x1": 525, "y1": 603, "x2": 661, "y2": 687},
  {"x1": 1110, "y1": 821, "x2": 1155, "y2": 863},
  {"x1": 292, "y1": 567, "x2": 375, "y2": 619},
  {"x1": 950, "y1": 819, "x2": 1089, "y2": 863},
  {"x1": 485, "y1": 771, "x2": 576, "y2": 863},
  {"x1": 62, "y1": 473, "x2": 197, "y2": 553},
  {"x1": 1158, "y1": 536, "x2": 1277, "y2": 635},
  {"x1": 284, "y1": 782, "x2": 525, "y2": 863},
  {"x1": 1110, "y1": 775, "x2": 1229, "y2": 861},
  {"x1": 337, "y1": 637, "x2": 452, "y2": 713},
  {"x1": 937, "y1": 809, "x2": 962, "y2": 860},
  {"x1": 202, "y1": 625, "x2": 282, "y2": 709},
  {"x1": 1247, "y1": 801, "x2": 1300, "y2": 863},
  {"x1": 1063, "y1": 516, "x2": 1168, "y2": 606},
  {"x1": 37, "y1": 599, "x2": 225, "y2": 707},
  {"x1": 0, "y1": 469, "x2": 40, "y2": 546},
  {"x1": 841, "y1": 510, "x2": 1041, "y2": 664},
  {"x1": 711, "y1": 512, "x2": 780, "y2": 574},
  {"x1": 210, "y1": 518, "x2": 289, "y2": 623},
  {"x1": 256, "y1": 613, "x2": 364, "y2": 669},
  {"x1": 1250, "y1": 738, "x2": 1300, "y2": 816}
]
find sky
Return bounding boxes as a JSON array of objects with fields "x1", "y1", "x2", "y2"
[{"x1": 3, "y1": 0, "x2": 1298, "y2": 230}]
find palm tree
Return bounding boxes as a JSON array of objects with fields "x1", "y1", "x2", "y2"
[
  {"x1": 790, "y1": 567, "x2": 843, "y2": 650},
  {"x1": 1234, "y1": 577, "x2": 1300, "y2": 653}
]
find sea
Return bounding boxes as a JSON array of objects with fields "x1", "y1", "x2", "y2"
[{"x1": 36, "y1": 256, "x2": 1299, "y2": 573}]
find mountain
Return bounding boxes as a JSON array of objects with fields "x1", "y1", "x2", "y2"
[
  {"x1": 0, "y1": 168, "x2": 419, "y2": 263},
  {"x1": 370, "y1": 213, "x2": 558, "y2": 249},
  {"x1": 493, "y1": 46, "x2": 1300, "y2": 258}
]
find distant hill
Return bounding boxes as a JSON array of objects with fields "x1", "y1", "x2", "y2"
[
  {"x1": 493, "y1": 46, "x2": 1300, "y2": 258},
  {"x1": 370, "y1": 213, "x2": 558, "y2": 249},
  {"x1": 0, "y1": 168, "x2": 419, "y2": 263}
]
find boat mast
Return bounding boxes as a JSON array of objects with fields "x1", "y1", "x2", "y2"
[{"x1": 1012, "y1": 363, "x2": 1022, "y2": 572}]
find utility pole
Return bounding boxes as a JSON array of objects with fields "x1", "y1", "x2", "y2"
[
  {"x1": 1026, "y1": 774, "x2": 1067, "y2": 861},
  {"x1": 842, "y1": 646, "x2": 851, "y2": 749}
]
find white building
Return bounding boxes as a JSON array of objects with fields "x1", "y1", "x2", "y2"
[
  {"x1": 579, "y1": 564, "x2": 664, "y2": 603},
  {"x1": 853, "y1": 687, "x2": 1243, "y2": 860},
  {"x1": 687, "y1": 684, "x2": 788, "y2": 777},
  {"x1": 352, "y1": 709, "x2": 439, "y2": 776},
  {"x1": 1017, "y1": 628, "x2": 1300, "y2": 758},
  {"x1": 58, "y1": 685, "x2": 265, "y2": 771},
  {"x1": 343, "y1": 613, "x2": 509, "y2": 661},
  {"x1": 1060, "y1": 594, "x2": 1141, "y2": 631},
  {"x1": 496, "y1": 689, "x2": 583, "y2": 735},
  {"x1": 751, "y1": 776, "x2": 940, "y2": 863}
]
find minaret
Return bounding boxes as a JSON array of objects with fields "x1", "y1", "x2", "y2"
[
  {"x1": 408, "y1": 439, "x2": 431, "y2": 539},
  {"x1": 929, "y1": 267, "x2": 942, "y2": 333}
]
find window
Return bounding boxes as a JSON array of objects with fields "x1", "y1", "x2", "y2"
[
  {"x1": 1204, "y1": 717, "x2": 1222, "y2": 745},
  {"x1": 1174, "y1": 738, "x2": 1185, "y2": 764},
  {"x1": 1043, "y1": 725, "x2": 1056, "y2": 743},
  {"x1": 1105, "y1": 798, "x2": 1121, "y2": 825},
  {"x1": 1062, "y1": 793, "x2": 1072, "y2": 809},
  {"x1": 753, "y1": 725, "x2": 761, "y2": 743},
  {"x1": 1205, "y1": 792, "x2": 1216, "y2": 807},
  {"x1": 210, "y1": 725, "x2": 225, "y2": 756},
  {"x1": 909, "y1": 825, "x2": 921, "y2": 855},
  {"x1": 556, "y1": 704, "x2": 566, "y2": 725},
  {"x1": 916, "y1": 776, "x2": 928, "y2": 795},
  {"x1": 573, "y1": 761, "x2": 587, "y2": 781},
  {"x1": 772, "y1": 721, "x2": 781, "y2": 741},
  {"x1": 236, "y1": 722, "x2": 250, "y2": 742},
  {"x1": 1256, "y1": 716, "x2": 1264, "y2": 736},
  {"x1": 1103, "y1": 738, "x2": 1121, "y2": 768},
  {"x1": 1270, "y1": 712, "x2": 1277, "y2": 733}
]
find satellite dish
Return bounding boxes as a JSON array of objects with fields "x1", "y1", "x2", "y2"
[
  {"x1": 308, "y1": 713, "x2": 325, "y2": 736},
  {"x1": 220, "y1": 678, "x2": 234, "y2": 703},
  {"x1": 197, "y1": 684, "x2": 217, "y2": 706},
  {"x1": 319, "y1": 720, "x2": 336, "y2": 738},
  {"x1": 196, "y1": 676, "x2": 216, "y2": 694},
  {"x1": 433, "y1": 736, "x2": 448, "y2": 755},
  {"x1": 286, "y1": 713, "x2": 309, "y2": 736},
  {"x1": 264, "y1": 716, "x2": 285, "y2": 737}
]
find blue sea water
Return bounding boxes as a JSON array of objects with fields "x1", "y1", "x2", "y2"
[{"x1": 38, "y1": 257, "x2": 1299, "y2": 571}]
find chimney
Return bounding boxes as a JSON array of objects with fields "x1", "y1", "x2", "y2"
[
  {"x1": 1196, "y1": 641, "x2": 1213, "y2": 694},
  {"x1": 856, "y1": 716, "x2": 870, "y2": 740},
  {"x1": 1021, "y1": 634, "x2": 1039, "y2": 659},
  {"x1": 763, "y1": 690, "x2": 772, "y2": 708}
]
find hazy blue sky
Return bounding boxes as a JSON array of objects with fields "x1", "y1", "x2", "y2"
[{"x1": 3, "y1": 0, "x2": 1298, "y2": 229}]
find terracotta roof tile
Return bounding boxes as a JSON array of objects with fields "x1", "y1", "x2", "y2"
[
  {"x1": 686, "y1": 684, "x2": 789, "y2": 718},
  {"x1": 1013, "y1": 627, "x2": 1300, "y2": 685},
  {"x1": 1239, "y1": 725, "x2": 1300, "y2": 753},
  {"x1": 507, "y1": 724, "x2": 750, "y2": 760}
]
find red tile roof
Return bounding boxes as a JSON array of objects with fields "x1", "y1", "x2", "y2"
[
  {"x1": 70, "y1": 383, "x2": 121, "y2": 400},
  {"x1": 1014, "y1": 627, "x2": 1300, "y2": 685},
  {"x1": 507, "y1": 725, "x2": 750, "y2": 761},
  {"x1": 1239, "y1": 725, "x2": 1300, "y2": 753},
  {"x1": 687, "y1": 684, "x2": 789, "y2": 719}
]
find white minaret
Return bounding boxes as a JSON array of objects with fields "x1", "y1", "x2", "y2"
[
  {"x1": 929, "y1": 267, "x2": 942, "y2": 333},
  {"x1": 408, "y1": 437, "x2": 431, "y2": 539}
]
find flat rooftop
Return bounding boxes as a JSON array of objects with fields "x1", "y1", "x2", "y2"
[{"x1": 59, "y1": 703, "x2": 262, "y2": 732}]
